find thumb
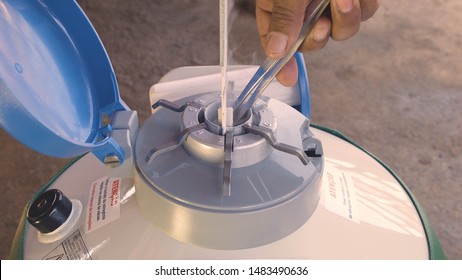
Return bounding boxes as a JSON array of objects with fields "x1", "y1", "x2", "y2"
[{"x1": 266, "y1": 0, "x2": 310, "y2": 59}]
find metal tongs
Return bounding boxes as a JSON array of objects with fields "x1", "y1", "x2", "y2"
[{"x1": 233, "y1": 0, "x2": 331, "y2": 123}]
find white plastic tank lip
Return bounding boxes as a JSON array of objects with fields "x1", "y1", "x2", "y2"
[
  {"x1": 37, "y1": 199, "x2": 82, "y2": 243},
  {"x1": 149, "y1": 65, "x2": 301, "y2": 110}
]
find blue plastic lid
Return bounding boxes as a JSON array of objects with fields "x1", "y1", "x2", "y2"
[{"x1": 0, "y1": 0, "x2": 127, "y2": 158}]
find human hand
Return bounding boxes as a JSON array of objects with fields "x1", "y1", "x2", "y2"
[{"x1": 256, "y1": 0, "x2": 380, "y2": 86}]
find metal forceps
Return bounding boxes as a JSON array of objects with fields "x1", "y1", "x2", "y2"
[{"x1": 233, "y1": 0, "x2": 331, "y2": 123}]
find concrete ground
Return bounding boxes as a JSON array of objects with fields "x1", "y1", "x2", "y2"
[{"x1": 0, "y1": 0, "x2": 460, "y2": 259}]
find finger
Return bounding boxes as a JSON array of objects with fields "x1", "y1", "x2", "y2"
[
  {"x1": 299, "y1": 15, "x2": 332, "y2": 52},
  {"x1": 359, "y1": 0, "x2": 380, "y2": 21},
  {"x1": 275, "y1": 57, "x2": 298, "y2": 87},
  {"x1": 263, "y1": 0, "x2": 311, "y2": 59},
  {"x1": 330, "y1": 0, "x2": 361, "y2": 41},
  {"x1": 256, "y1": 0, "x2": 273, "y2": 50}
]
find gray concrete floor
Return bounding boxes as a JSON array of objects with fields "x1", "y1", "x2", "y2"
[{"x1": 1, "y1": 0, "x2": 461, "y2": 259}]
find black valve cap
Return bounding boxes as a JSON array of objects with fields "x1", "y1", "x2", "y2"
[{"x1": 27, "y1": 189, "x2": 73, "y2": 234}]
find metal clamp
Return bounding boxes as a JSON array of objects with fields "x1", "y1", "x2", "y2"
[
  {"x1": 152, "y1": 99, "x2": 203, "y2": 112},
  {"x1": 145, "y1": 123, "x2": 206, "y2": 164},
  {"x1": 244, "y1": 124, "x2": 309, "y2": 165},
  {"x1": 222, "y1": 130, "x2": 234, "y2": 197}
]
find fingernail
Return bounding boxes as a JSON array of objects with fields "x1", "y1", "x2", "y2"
[
  {"x1": 336, "y1": 0, "x2": 354, "y2": 13},
  {"x1": 313, "y1": 23, "x2": 329, "y2": 42},
  {"x1": 266, "y1": 32, "x2": 288, "y2": 57}
]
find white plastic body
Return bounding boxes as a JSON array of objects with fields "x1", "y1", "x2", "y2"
[
  {"x1": 21, "y1": 127, "x2": 428, "y2": 259},
  {"x1": 19, "y1": 66, "x2": 428, "y2": 259}
]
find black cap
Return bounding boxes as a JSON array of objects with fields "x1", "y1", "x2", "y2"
[{"x1": 27, "y1": 189, "x2": 73, "y2": 234}]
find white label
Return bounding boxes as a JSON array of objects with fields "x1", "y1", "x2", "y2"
[
  {"x1": 85, "y1": 176, "x2": 121, "y2": 233},
  {"x1": 323, "y1": 165, "x2": 360, "y2": 223},
  {"x1": 43, "y1": 230, "x2": 91, "y2": 260}
]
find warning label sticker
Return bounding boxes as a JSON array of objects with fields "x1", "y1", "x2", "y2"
[
  {"x1": 85, "y1": 176, "x2": 121, "y2": 234},
  {"x1": 43, "y1": 230, "x2": 91, "y2": 260},
  {"x1": 323, "y1": 164, "x2": 360, "y2": 223}
]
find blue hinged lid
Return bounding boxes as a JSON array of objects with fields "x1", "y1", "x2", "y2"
[{"x1": 0, "y1": 0, "x2": 127, "y2": 159}]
